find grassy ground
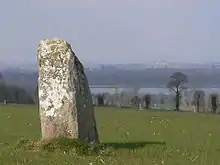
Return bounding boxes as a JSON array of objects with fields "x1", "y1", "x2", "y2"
[{"x1": 0, "y1": 105, "x2": 220, "y2": 165}]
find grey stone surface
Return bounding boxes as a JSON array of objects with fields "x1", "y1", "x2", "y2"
[
  {"x1": 37, "y1": 38, "x2": 99, "y2": 142},
  {"x1": 207, "y1": 93, "x2": 220, "y2": 113},
  {"x1": 192, "y1": 90, "x2": 206, "y2": 112}
]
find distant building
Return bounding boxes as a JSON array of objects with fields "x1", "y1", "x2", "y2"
[
  {"x1": 211, "y1": 63, "x2": 220, "y2": 69},
  {"x1": 153, "y1": 60, "x2": 168, "y2": 68}
]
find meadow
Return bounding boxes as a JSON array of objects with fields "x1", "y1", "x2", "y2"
[{"x1": 0, "y1": 105, "x2": 220, "y2": 165}]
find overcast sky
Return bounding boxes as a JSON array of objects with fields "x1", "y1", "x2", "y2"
[{"x1": 0, "y1": 0, "x2": 219, "y2": 66}]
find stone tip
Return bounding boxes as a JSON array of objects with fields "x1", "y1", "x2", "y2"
[
  {"x1": 38, "y1": 38, "x2": 72, "y2": 54},
  {"x1": 39, "y1": 38, "x2": 69, "y2": 46}
]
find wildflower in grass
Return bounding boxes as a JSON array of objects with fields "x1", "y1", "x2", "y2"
[
  {"x1": 189, "y1": 155, "x2": 199, "y2": 162},
  {"x1": 124, "y1": 132, "x2": 130, "y2": 142},
  {"x1": 181, "y1": 129, "x2": 187, "y2": 134},
  {"x1": 100, "y1": 158, "x2": 105, "y2": 164},
  {"x1": 152, "y1": 132, "x2": 161, "y2": 136}
]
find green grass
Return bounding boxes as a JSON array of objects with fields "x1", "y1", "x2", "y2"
[{"x1": 0, "y1": 104, "x2": 220, "y2": 165}]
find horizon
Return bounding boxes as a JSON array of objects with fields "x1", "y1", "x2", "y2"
[{"x1": 0, "y1": 60, "x2": 219, "y2": 71}]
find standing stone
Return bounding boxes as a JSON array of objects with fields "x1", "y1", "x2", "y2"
[{"x1": 37, "y1": 38, "x2": 99, "y2": 142}]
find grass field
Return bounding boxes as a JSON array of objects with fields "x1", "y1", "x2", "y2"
[{"x1": 0, "y1": 105, "x2": 220, "y2": 165}]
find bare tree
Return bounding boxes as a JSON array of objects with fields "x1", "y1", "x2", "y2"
[{"x1": 167, "y1": 72, "x2": 188, "y2": 111}]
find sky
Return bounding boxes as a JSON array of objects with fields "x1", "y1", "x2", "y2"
[{"x1": 0, "y1": 0, "x2": 219, "y2": 67}]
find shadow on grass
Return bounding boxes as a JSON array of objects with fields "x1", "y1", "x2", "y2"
[{"x1": 102, "y1": 141, "x2": 166, "y2": 149}]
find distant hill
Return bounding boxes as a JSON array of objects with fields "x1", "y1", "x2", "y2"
[{"x1": 1, "y1": 67, "x2": 220, "y2": 92}]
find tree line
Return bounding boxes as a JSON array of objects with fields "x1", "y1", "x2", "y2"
[
  {"x1": 0, "y1": 73, "x2": 35, "y2": 104},
  {"x1": 0, "y1": 70, "x2": 193, "y2": 112},
  {"x1": 92, "y1": 71, "x2": 189, "y2": 111}
]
